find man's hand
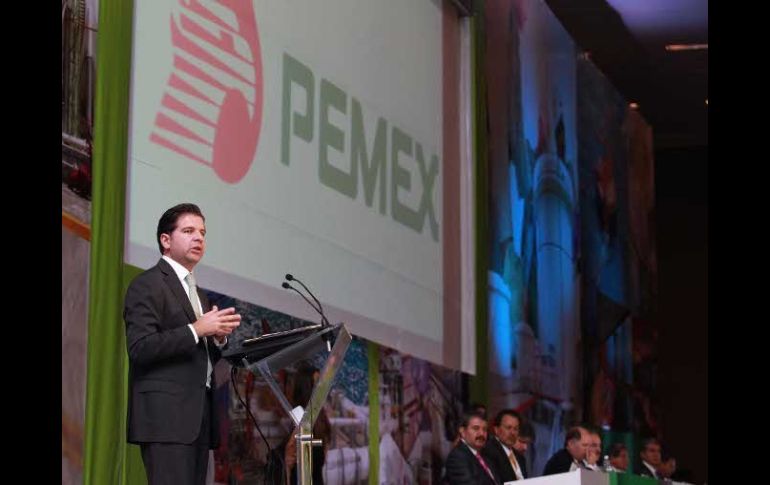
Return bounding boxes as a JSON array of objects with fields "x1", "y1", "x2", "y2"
[{"x1": 192, "y1": 306, "x2": 241, "y2": 338}]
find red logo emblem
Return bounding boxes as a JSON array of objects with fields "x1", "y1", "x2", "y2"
[{"x1": 151, "y1": 0, "x2": 263, "y2": 184}]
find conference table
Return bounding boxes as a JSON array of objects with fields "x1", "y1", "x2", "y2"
[{"x1": 514, "y1": 469, "x2": 692, "y2": 485}]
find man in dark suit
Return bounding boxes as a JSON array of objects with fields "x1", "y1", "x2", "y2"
[
  {"x1": 542, "y1": 426, "x2": 589, "y2": 476},
  {"x1": 607, "y1": 442, "x2": 629, "y2": 472},
  {"x1": 124, "y1": 203, "x2": 241, "y2": 485},
  {"x1": 637, "y1": 437, "x2": 662, "y2": 478},
  {"x1": 482, "y1": 409, "x2": 528, "y2": 482},
  {"x1": 512, "y1": 421, "x2": 533, "y2": 456},
  {"x1": 444, "y1": 411, "x2": 500, "y2": 485}
]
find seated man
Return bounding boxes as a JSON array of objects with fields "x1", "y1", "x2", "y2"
[
  {"x1": 512, "y1": 421, "x2": 533, "y2": 455},
  {"x1": 658, "y1": 452, "x2": 677, "y2": 481},
  {"x1": 444, "y1": 412, "x2": 500, "y2": 485},
  {"x1": 607, "y1": 443, "x2": 629, "y2": 472},
  {"x1": 582, "y1": 427, "x2": 602, "y2": 471},
  {"x1": 637, "y1": 437, "x2": 662, "y2": 478},
  {"x1": 482, "y1": 409, "x2": 527, "y2": 482},
  {"x1": 542, "y1": 426, "x2": 589, "y2": 476}
]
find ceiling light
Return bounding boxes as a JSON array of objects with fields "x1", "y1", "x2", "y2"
[{"x1": 665, "y1": 43, "x2": 708, "y2": 51}]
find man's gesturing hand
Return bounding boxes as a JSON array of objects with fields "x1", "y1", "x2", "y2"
[{"x1": 192, "y1": 305, "x2": 241, "y2": 338}]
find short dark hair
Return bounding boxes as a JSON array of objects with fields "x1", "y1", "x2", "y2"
[
  {"x1": 640, "y1": 437, "x2": 660, "y2": 453},
  {"x1": 156, "y1": 203, "x2": 205, "y2": 254},
  {"x1": 609, "y1": 442, "x2": 627, "y2": 458},
  {"x1": 492, "y1": 409, "x2": 521, "y2": 427},
  {"x1": 564, "y1": 426, "x2": 585, "y2": 447},
  {"x1": 470, "y1": 402, "x2": 488, "y2": 418},
  {"x1": 459, "y1": 411, "x2": 487, "y2": 430},
  {"x1": 661, "y1": 447, "x2": 675, "y2": 463}
]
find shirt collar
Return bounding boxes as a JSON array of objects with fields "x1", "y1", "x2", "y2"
[
  {"x1": 496, "y1": 436, "x2": 513, "y2": 456},
  {"x1": 461, "y1": 439, "x2": 480, "y2": 456},
  {"x1": 642, "y1": 460, "x2": 657, "y2": 474},
  {"x1": 162, "y1": 255, "x2": 192, "y2": 283}
]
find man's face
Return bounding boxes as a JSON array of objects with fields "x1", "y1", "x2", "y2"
[
  {"x1": 495, "y1": 414, "x2": 520, "y2": 449},
  {"x1": 161, "y1": 213, "x2": 206, "y2": 271},
  {"x1": 586, "y1": 433, "x2": 601, "y2": 465},
  {"x1": 641, "y1": 442, "x2": 662, "y2": 467},
  {"x1": 513, "y1": 436, "x2": 531, "y2": 453},
  {"x1": 566, "y1": 429, "x2": 589, "y2": 461},
  {"x1": 461, "y1": 416, "x2": 488, "y2": 451},
  {"x1": 609, "y1": 449, "x2": 629, "y2": 471}
]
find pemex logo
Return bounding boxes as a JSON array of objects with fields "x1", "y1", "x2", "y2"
[{"x1": 150, "y1": 0, "x2": 263, "y2": 184}]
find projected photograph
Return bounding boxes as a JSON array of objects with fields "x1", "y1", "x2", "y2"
[
  {"x1": 378, "y1": 348, "x2": 463, "y2": 485},
  {"x1": 576, "y1": 54, "x2": 659, "y2": 443},
  {"x1": 62, "y1": 2, "x2": 98, "y2": 485},
  {"x1": 203, "y1": 288, "x2": 465, "y2": 484},
  {"x1": 205, "y1": 289, "x2": 370, "y2": 484},
  {"x1": 485, "y1": 0, "x2": 579, "y2": 474},
  {"x1": 62, "y1": 0, "x2": 97, "y2": 216}
]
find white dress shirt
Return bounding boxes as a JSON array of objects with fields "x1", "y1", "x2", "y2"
[
  {"x1": 497, "y1": 438, "x2": 525, "y2": 480},
  {"x1": 162, "y1": 256, "x2": 226, "y2": 387}
]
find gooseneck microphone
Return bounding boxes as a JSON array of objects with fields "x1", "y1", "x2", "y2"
[
  {"x1": 285, "y1": 274, "x2": 330, "y2": 327},
  {"x1": 282, "y1": 275, "x2": 332, "y2": 351},
  {"x1": 281, "y1": 281, "x2": 323, "y2": 318}
]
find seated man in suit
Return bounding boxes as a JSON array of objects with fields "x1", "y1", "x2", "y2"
[
  {"x1": 542, "y1": 426, "x2": 590, "y2": 476},
  {"x1": 583, "y1": 427, "x2": 602, "y2": 470},
  {"x1": 607, "y1": 443, "x2": 629, "y2": 472},
  {"x1": 444, "y1": 411, "x2": 500, "y2": 485},
  {"x1": 512, "y1": 421, "x2": 533, "y2": 455},
  {"x1": 637, "y1": 437, "x2": 662, "y2": 478},
  {"x1": 482, "y1": 409, "x2": 527, "y2": 482}
]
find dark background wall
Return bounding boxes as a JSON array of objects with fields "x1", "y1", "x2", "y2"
[{"x1": 654, "y1": 146, "x2": 707, "y2": 483}]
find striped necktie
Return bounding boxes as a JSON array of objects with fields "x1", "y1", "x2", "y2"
[{"x1": 475, "y1": 451, "x2": 497, "y2": 483}]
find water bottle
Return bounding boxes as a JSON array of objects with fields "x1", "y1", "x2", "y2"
[{"x1": 603, "y1": 455, "x2": 615, "y2": 473}]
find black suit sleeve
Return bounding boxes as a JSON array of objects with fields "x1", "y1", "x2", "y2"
[
  {"x1": 638, "y1": 467, "x2": 654, "y2": 477},
  {"x1": 445, "y1": 448, "x2": 478, "y2": 485},
  {"x1": 542, "y1": 451, "x2": 567, "y2": 476},
  {"x1": 124, "y1": 275, "x2": 198, "y2": 366},
  {"x1": 481, "y1": 442, "x2": 513, "y2": 483},
  {"x1": 542, "y1": 459, "x2": 557, "y2": 476}
]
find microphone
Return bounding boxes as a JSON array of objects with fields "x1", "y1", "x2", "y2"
[
  {"x1": 285, "y1": 274, "x2": 329, "y2": 326},
  {"x1": 281, "y1": 281, "x2": 323, "y2": 317},
  {"x1": 282, "y1": 276, "x2": 333, "y2": 351}
]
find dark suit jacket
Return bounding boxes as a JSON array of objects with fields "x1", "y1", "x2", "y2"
[
  {"x1": 481, "y1": 437, "x2": 527, "y2": 482},
  {"x1": 124, "y1": 258, "x2": 221, "y2": 447},
  {"x1": 444, "y1": 442, "x2": 500, "y2": 485},
  {"x1": 637, "y1": 461, "x2": 657, "y2": 478},
  {"x1": 543, "y1": 448, "x2": 579, "y2": 476}
]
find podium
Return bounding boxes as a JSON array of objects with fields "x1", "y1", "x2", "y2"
[{"x1": 237, "y1": 323, "x2": 352, "y2": 485}]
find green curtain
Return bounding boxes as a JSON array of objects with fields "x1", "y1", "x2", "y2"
[
  {"x1": 367, "y1": 341, "x2": 380, "y2": 484},
  {"x1": 82, "y1": 0, "x2": 143, "y2": 483},
  {"x1": 469, "y1": 0, "x2": 490, "y2": 406}
]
